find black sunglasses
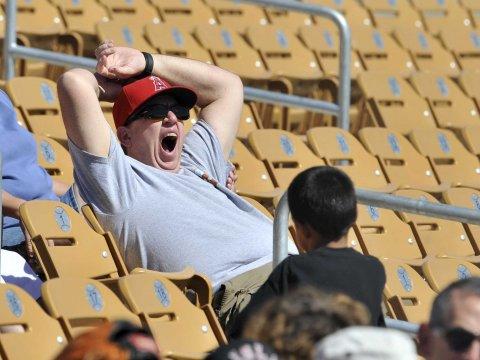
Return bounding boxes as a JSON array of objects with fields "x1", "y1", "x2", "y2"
[
  {"x1": 443, "y1": 327, "x2": 480, "y2": 353},
  {"x1": 126, "y1": 104, "x2": 190, "y2": 127}
]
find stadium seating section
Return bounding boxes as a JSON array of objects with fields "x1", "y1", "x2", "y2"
[{"x1": 4, "y1": 0, "x2": 480, "y2": 357}]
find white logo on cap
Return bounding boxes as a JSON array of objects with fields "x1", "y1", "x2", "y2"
[{"x1": 150, "y1": 76, "x2": 168, "y2": 92}]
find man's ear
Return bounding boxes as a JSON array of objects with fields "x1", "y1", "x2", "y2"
[
  {"x1": 117, "y1": 126, "x2": 132, "y2": 148},
  {"x1": 418, "y1": 323, "x2": 433, "y2": 358},
  {"x1": 292, "y1": 219, "x2": 314, "y2": 253}
]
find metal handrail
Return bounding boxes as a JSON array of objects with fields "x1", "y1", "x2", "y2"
[
  {"x1": 3, "y1": 0, "x2": 351, "y2": 129},
  {"x1": 385, "y1": 318, "x2": 419, "y2": 335},
  {"x1": 274, "y1": 189, "x2": 480, "y2": 267},
  {"x1": 0, "y1": 152, "x2": 2, "y2": 273}
]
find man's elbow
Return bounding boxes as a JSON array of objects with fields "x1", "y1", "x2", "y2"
[
  {"x1": 57, "y1": 69, "x2": 93, "y2": 95},
  {"x1": 228, "y1": 74, "x2": 244, "y2": 102}
]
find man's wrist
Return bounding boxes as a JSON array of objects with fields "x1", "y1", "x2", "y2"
[{"x1": 134, "y1": 52, "x2": 154, "y2": 79}]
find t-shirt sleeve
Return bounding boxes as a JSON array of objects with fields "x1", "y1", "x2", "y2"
[
  {"x1": 181, "y1": 120, "x2": 231, "y2": 185},
  {"x1": 68, "y1": 132, "x2": 137, "y2": 214}
]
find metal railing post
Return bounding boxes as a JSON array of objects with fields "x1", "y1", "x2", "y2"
[
  {"x1": 4, "y1": 0, "x2": 17, "y2": 80},
  {"x1": 273, "y1": 192, "x2": 289, "y2": 267},
  {"x1": 0, "y1": 152, "x2": 3, "y2": 273},
  {"x1": 241, "y1": 0, "x2": 351, "y2": 130},
  {"x1": 385, "y1": 318, "x2": 420, "y2": 335}
]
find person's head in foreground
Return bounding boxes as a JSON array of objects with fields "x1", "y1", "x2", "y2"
[
  {"x1": 419, "y1": 277, "x2": 480, "y2": 360},
  {"x1": 242, "y1": 286, "x2": 370, "y2": 359},
  {"x1": 287, "y1": 166, "x2": 357, "y2": 252},
  {"x1": 205, "y1": 339, "x2": 278, "y2": 360},
  {"x1": 113, "y1": 76, "x2": 197, "y2": 172},
  {"x1": 313, "y1": 326, "x2": 417, "y2": 360},
  {"x1": 55, "y1": 320, "x2": 160, "y2": 360}
]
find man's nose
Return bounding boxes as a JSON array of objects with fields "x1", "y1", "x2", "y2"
[
  {"x1": 163, "y1": 110, "x2": 178, "y2": 124},
  {"x1": 465, "y1": 339, "x2": 480, "y2": 360}
]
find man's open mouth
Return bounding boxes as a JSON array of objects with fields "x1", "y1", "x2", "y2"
[{"x1": 161, "y1": 133, "x2": 178, "y2": 153}]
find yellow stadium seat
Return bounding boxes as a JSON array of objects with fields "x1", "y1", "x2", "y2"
[
  {"x1": 236, "y1": 103, "x2": 263, "y2": 140},
  {"x1": 409, "y1": 128, "x2": 480, "y2": 189},
  {"x1": 117, "y1": 272, "x2": 227, "y2": 358},
  {"x1": 394, "y1": 189, "x2": 478, "y2": 260},
  {"x1": 443, "y1": 187, "x2": 480, "y2": 254},
  {"x1": 229, "y1": 139, "x2": 281, "y2": 203},
  {"x1": 152, "y1": 0, "x2": 217, "y2": 30},
  {"x1": 248, "y1": 129, "x2": 325, "y2": 189},
  {"x1": 33, "y1": 134, "x2": 74, "y2": 185},
  {"x1": 96, "y1": 20, "x2": 156, "y2": 53},
  {"x1": 362, "y1": 0, "x2": 423, "y2": 32},
  {"x1": 0, "y1": 283, "x2": 67, "y2": 360},
  {"x1": 306, "y1": 0, "x2": 373, "y2": 28},
  {"x1": 98, "y1": 0, "x2": 160, "y2": 25},
  {"x1": 351, "y1": 27, "x2": 415, "y2": 76},
  {"x1": 393, "y1": 27, "x2": 459, "y2": 76},
  {"x1": 358, "y1": 127, "x2": 446, "y2": 193},
  {"x1": 19, "y1": 200, "x2": 128, "y2": 281},
  {"x1": 245, "y1": 24, "x2": 322, "y2": 81},
  {"x1": 410, "y1": 0, "x2": 472, "y2": 35},
  {"x1": 381, "y1": 259, "x2": 436, "y2": 323},
  {"x1": 422, "y1": 258, "x2": 480, "y2": 292},
  {"x1": 460, "y1": 0, "x2": 480, "y2": 28},
  {"x1": 298, "y1": 25, "x2": 364, "y2": 78},
  {"x1": 41, "y1": 277, "x2": 141, "y2": 340},
  {"x1": 439, "y1": 27, "x2": 480, "y2": 71},
  {"x1": 145, "y1": 23, "x2": 211, "y2": 64},
  {"x1": 357, "y1": 72, "x2": 436, "y2": 134},
  {"x1": 410, "y1": 72, "x2": 480, "y2": 129},
  {"x1": 6, "y1": 77, "x2": 67, "y2": 147},
  {"x1": 16, "y1": 0, "x2": 65, "y2": 36},
  {"x1": 354, "y1": 204, "x2": 424, "y2": 265},
  {"x1": 307, "y1": 127, "x2": 394, "y2": 191},
  {"x1": 203, "y1": 0, "x2": 268, "y2": 32},
  {"x1": 263, "y1": 4, "x2": 313, "y2": 30},
  {"x1": 194, "y1": 25, "x2": 270, "y2": 81}
]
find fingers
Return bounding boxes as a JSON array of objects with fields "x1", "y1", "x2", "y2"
[{"x1": 94, "y1": 40, "x2": 113, "y2": 59}]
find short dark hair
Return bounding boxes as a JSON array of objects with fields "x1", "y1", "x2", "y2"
[
  {"x1": 287, "y1": 166, "x2": 357, "y2": 244},
  {"x1": 429, "y1": 277, "x2": 480, "y2": 329}
]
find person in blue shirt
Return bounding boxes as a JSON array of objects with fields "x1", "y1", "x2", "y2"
[{"x1": 0, "y1": 90, "x2": 77, "y2": 252}]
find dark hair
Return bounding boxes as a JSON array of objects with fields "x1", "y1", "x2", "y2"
[
  {"x1": 429, "y1": 277, "x2": 480, "y2": 330},
  {"x1": 242, "y1": 286, "x2": 370, "y2": 360},
  {"x1": 287, "y1": 166, "x2": 357, "y2": 244}
]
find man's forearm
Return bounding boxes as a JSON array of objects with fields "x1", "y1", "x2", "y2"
[
  {"x1": 2, "y1": 191, "x2": 26, "y2": 219},
  {"x1": 151, "y1": 54, "x2": 241, "y2": 108}
]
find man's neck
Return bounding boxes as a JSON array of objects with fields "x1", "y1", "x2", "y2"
[{"x1": 324, "y1": 235, "x2": 349, "y2": 249}]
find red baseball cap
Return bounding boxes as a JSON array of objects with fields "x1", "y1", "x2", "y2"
[{"x1": 112, "y1": 76, "x2": 197, "y2": 128}]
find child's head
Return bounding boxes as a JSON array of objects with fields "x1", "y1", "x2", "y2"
[{"x1": 287, "y1": 166, "x2": 357, "y2": 250}]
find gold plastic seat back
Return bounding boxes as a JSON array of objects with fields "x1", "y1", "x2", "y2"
[
  {"x1": 236, "y1": 103, "x2": 262, "y2": 140},
  {"x1": 443, "y1": 187, "x2": 480, "y2": 253},
  {"x1": 358, "y1": 127, "x2": 441, "y2": 192},
  {"x1": 42, "y1": 277, "x2": 141, "y2": 340},
  {"x1": 118, "y1": 273, "x2": 226, "y2": 358},
  {"x1": 410, "y1": 0, "x2": 472, "y2": 35},
  {"x1": 410, "y1": 72, "x2": 479, "y2": 129},
  {"x1": 16, "y1": 0, "x2": 65, "y2": 36},
  {"x1": 394, "y1": 28, "x2": 459, "y2": 76},
  {"x1": 203, "y1": 0, "x2": 268, "y2": 32},
  {"x1": 145, "y1": 23, "x2": 211, "y2": 64},
  {"x1": 354, "y1": 204, "x2": 423, "y2": 262},
  {"x1": 358, "y1": 72, "x2": 436, "y2": 134},
  {"x1": 98, "y1": 0, "x2": 160, "y2": 25},
  {"x1": 362, "y1": 0, "x2": 423, "y2": 32},
  {"x1": 52, "y1": 0, "x2": 110, "y2": 35},
  {"x1": 96, "y1": 20, "x2": 156, "y2": 53},
  {"x1": 307, "y1": 127, "x2": 391, "y2": 191},
  {"x1": 410, "y1": 128, "x2": 480, "y2": 189},
  {"x1": 152, "y1": 0, "x2": 217, "y2": 30},
  {"x1": 19, "y1": 200, "x2": 128, "y2": 280},
  {"x1": 381, "y1": 259, "x2": 436, "y2": 323},
  {"x1": 352, "y1": 27, "x2": 414, "y2": 76},
  {"x1": 461, "y1": 0, "x2": 480, "y2": 28},
  {"x1": 6, "y1": 76, "x2": 67, "y2": 146},
  {"x1": 394, "y1": 189, "x2": 476, "y2": 258},
  {"x1": 34, "y1": 134, "x2": 74, "y2": 185},
  {"x1": 306, "y1": 0, "x2": 373, "y2": 28},
  {"x1": 298, "y1": 25, "x2": 364, "y2": 78},
  {"x1": 229, "y1": 139, "x2": 277, "y2": 198},
  {"x1": 245, "y1": 25, "x2": 322, "y2": 80},
  {"x1": 195, "y1": 25, "x2": 270, "y2": 80},
  {"x1": 459, "y1": 125, "x2": 480, "y2": 156},
  {"x1": 439, "y1": 27, "x2": 480, "y2": 71},
  {"x1": 422, "y1": 258, "x2": 480, "y2": 292},
  {"x1": 248, "y1": 129, "x2": 325, "y2": 189},
  {"x1": 0, "y1": 283, "x2": 67, "y2": 360},
  {"x1": 263, "y1": 4, "x2": 313, "y2": 30}
]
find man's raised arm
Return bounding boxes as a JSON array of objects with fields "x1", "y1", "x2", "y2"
[
  {"x1": 57, "y1": 69, "x2": 119, "y2": 157},
  {"x1": 96, "y1": 44, "x2": 244, "y2": 158}
]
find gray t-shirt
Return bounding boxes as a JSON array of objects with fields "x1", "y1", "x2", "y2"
[{"x1": 69, "y1": 120, "x2": 272, "y2": 287}]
